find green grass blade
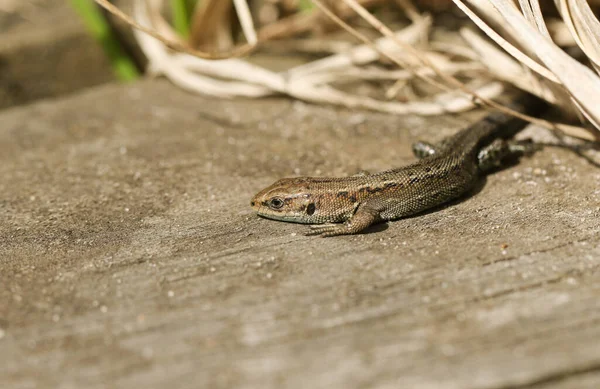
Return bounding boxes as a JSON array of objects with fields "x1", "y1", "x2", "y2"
[
  {"x1": 171, "y1": 0, "x2": 192, "y2": 39},
  {"x1": 299, "y1": 0, "x2": 315, "y2": 12},
  {"x1": 70, "y1": 0, "x2": 139, "y2": 82}
]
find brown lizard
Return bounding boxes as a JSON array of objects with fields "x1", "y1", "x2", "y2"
[{"x1": 251, "y1": 95, "x2": 547, "y2": 237}]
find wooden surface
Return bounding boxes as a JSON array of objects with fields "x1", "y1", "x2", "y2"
[{"x1": 2, "y1": 80, "x2": 600, "y2": 389}]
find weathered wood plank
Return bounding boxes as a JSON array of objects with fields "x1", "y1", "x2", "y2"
[{"x1": 1, "y1": 80, "x2": 600, "y2": 389}]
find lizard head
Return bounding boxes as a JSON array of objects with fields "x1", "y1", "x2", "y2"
[{"x1": 251, "y1": 178, "x2": 322, "y2": 224}]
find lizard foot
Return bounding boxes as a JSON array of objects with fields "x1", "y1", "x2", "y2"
[
  {"x1": 306, "y1": 203, "x2": 380, "y2": 237},
  {"x1": 306, "y1": 224, "x2": 349, "y2": 237}
]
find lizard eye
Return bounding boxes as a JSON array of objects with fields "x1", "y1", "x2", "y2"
[{"x1": 268, "y1": 197, "x2": 284, "y2": 209}]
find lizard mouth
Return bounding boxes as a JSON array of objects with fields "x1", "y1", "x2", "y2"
[{"x1": 256, "y1": 212, "x2": 312, "y2": 224}]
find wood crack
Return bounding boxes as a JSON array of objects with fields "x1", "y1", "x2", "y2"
[
  {"x1": 482, "y1": 237, "x2": 598, "y2": 267},
  {"x1": 493, "y1": 362, "x2": 600, "y2": 389}
]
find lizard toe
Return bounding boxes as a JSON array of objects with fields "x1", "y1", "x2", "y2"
[{"x1": 306, "y1": 224, "x2": 346, "y2": 237}]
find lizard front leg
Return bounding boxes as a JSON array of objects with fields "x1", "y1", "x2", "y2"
[{"x1": 306, "y1": 201, "x2": 381, "y2": 237}]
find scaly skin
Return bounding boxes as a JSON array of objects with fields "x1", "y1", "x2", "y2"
[{"x1": 251, "y1": 95, "x2": 547, "y2": 237}]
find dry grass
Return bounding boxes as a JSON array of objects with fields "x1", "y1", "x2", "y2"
[{"x1": 94, "y1": 0, "x2": 600, "y2": 141}]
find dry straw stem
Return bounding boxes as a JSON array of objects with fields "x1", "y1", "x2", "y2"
[
  {"x1": 453, "y1": 0, "x2": 600, "y2": 141},
  {"x1": 188, "y1": 0, "x2": 257, "y2": 50},
  {"x1": 333, "y1": 0, "x2": 600, "y2": 142},
  {"x1": 305, "y1": 0, "x2": 505, "y2": 112},
  {"x1": 460, "y1": 28, "x2": 560, "y2": 104},
  {"x1": 94, "y1": 0, "x2": 256, "y2": 59},
  {"x1": 257, "y1": 0, "x2": 386, "y2": 41},
  {"x1": 452, "y1": 0, "x2": 559, "y2": 82},
  {"x1": 189, "y1": 0, "x2": 234, "y2": 50},
  {"x1": 308, "y1": 0, "x2": 455, "y2": 95},
  {"x1": 555, "y1": 0, "x2": 600, "y2": 73},
  {"x1": 263, "y1": 39, "x2": 355, "y2": 55},
  {"x1": 133, "y1": 0, "x2": 493, "y2": 115},
  {"x1": 104, "y1": 0, "x2": 600, "y2": 141}
]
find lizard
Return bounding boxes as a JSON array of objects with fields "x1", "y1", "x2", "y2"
[{"x1": 251, "y1": 94, "x2": 547, "y2": 237}]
